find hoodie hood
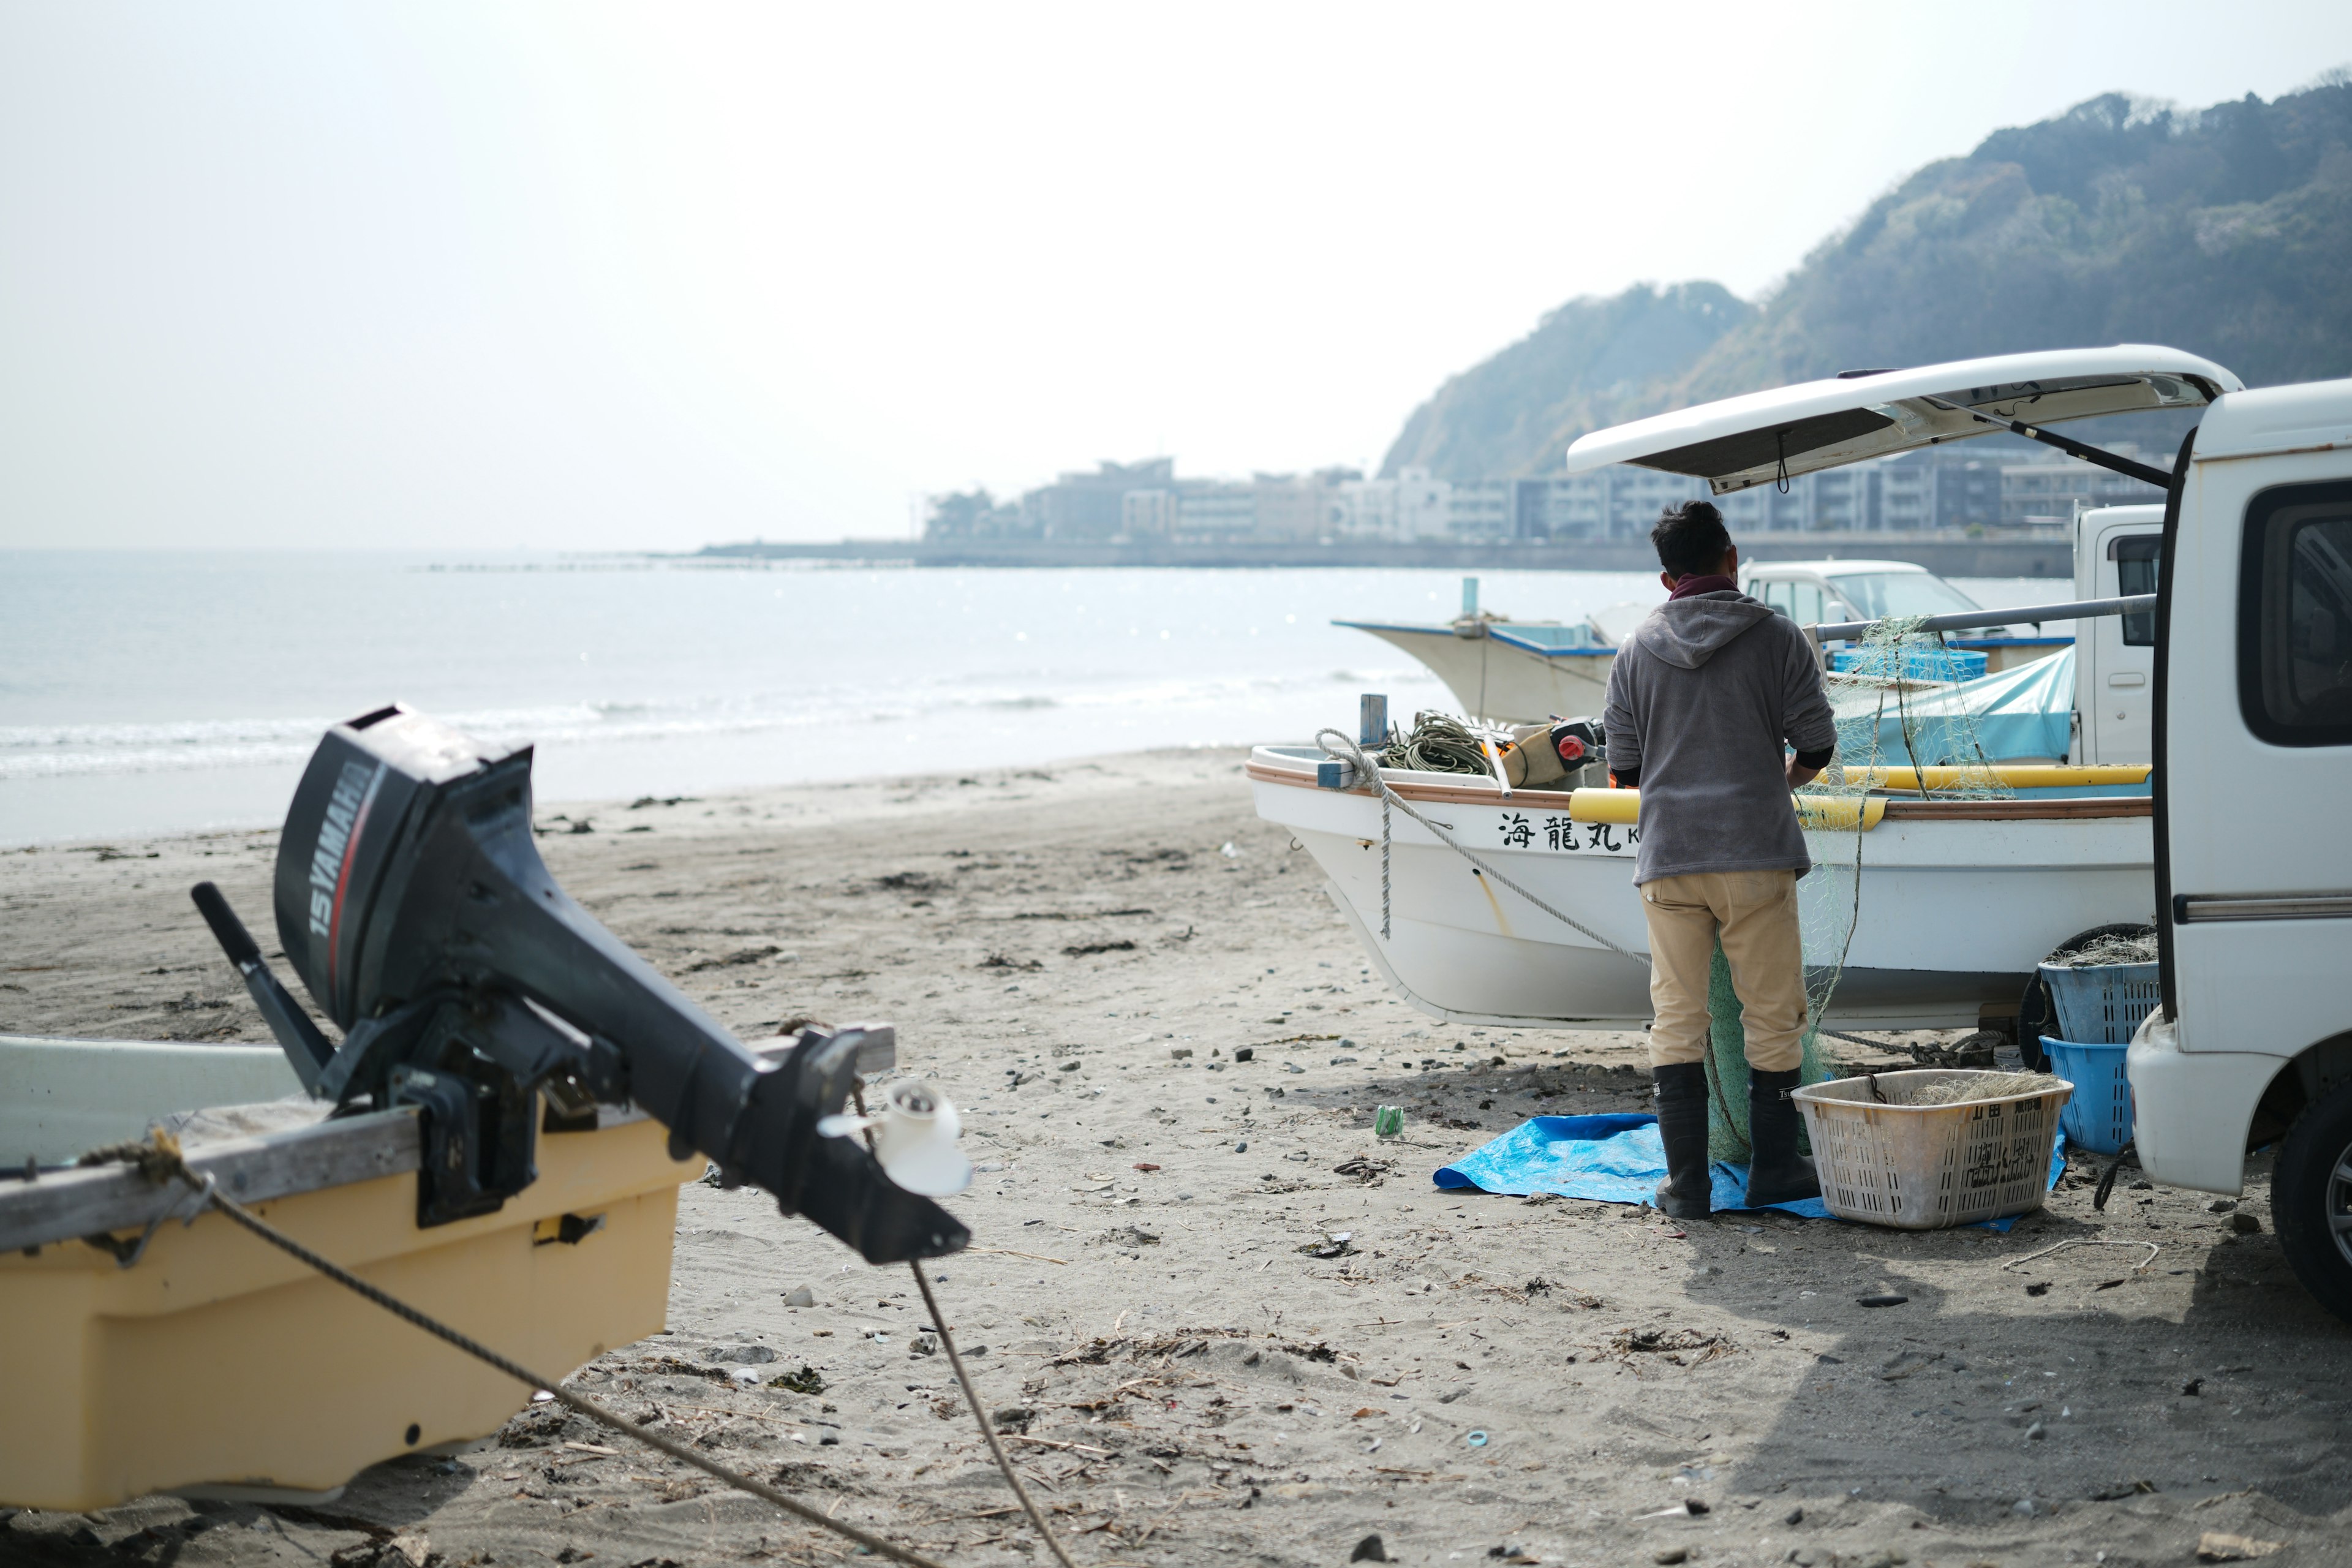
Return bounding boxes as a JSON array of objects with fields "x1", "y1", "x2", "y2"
[{"x1": 1633, "y1": 590, "x2": 1779, "y2": 670}]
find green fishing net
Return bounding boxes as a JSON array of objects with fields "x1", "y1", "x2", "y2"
[{"x1": 1700, "y1": 612, "x2": 2015, "y2": 1160}]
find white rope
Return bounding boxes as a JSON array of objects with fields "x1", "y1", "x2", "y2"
[
  {"x1": 1379, "y1": 790, "x2": 1391, "y2": 940},
  {"x1": 1314, "y1": 729, "x2": 1649, "y2": 968}
]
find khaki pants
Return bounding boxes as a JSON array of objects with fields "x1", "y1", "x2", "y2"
[{"x1": 1640, "y1": 869, "x2": 1807, "y2": 1073}]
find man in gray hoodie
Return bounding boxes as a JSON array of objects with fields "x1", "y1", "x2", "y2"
[{"x1": 1603, "y1": 500, "x2": 1838, "y2": 1218}]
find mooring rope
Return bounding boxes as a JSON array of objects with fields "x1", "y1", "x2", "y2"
[{"x1": 86, "y1": 1129, "x2": 1069, "y2": 1568}]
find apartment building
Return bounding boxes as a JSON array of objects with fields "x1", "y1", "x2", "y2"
[{"x1": 943, "y1": 436, "x2": 2171, "y2": 545}]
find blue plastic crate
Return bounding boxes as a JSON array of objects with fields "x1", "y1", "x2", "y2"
[
  {"x1": 2043, "y1": 1036, "x2": 2134, "y2": 1155},
  {"x1": 1831, "y1": 645, "x2": 1988, "y2": 684},
  {"x1": 2039, "y1": 960, "x2": 2163, "y2": 1045}
]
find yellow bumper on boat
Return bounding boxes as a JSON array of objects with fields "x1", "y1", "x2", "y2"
[
  {"x1": 0, "y1": 1114, "x2": 698, "y2": 1511},
  {"x1": 1567, "y1": 786, "x2": 1890, "y2": 831},
  {"x1": 1847, "y1": 764, "x2": 2150, "y2": 792}
]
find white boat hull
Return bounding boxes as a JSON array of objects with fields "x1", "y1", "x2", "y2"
[
  {"x1": 1342, "y1": 622, "x2": 1613, "y2": 723},
  {"x1": 1250, "y1": 748, "x2": 2155, "y2": 1031}
]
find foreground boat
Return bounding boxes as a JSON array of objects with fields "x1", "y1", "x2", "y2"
[
  {"x1": 0, "y1": 1035, "x2": 701, "y2": 1509},
  {"x1": 1, "y1": 703, "x2": 965, "y2": 1512},
  {"x1": 1250, "y1": 745, "x2": 2155, "y2": 1032}
]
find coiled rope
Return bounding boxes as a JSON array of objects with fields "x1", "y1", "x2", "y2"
[{"x1": 1374, "y1": 711, "x2": 1498, "y2": 777}]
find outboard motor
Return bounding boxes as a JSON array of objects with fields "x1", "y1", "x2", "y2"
[{"x1": 190, "y1": 703, "x2": 967, "y2": 1264}]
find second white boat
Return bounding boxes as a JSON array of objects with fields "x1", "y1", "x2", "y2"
[{"x1": 1250, "y1": 745, "x2": 2155, "y2": 1033}]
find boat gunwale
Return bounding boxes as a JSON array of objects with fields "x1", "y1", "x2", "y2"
[
  {"x1": 0, "y1": 1101, "x2": 653, "y2": 1255},
  {"x1": 1332, "y1": 619, "x2": 1617, "y2": 660},
  {"x1": 1245, "y1": 758, "x2": 2155, "y2": 820}
]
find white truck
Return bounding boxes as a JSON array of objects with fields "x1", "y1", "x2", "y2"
[{"x1": 1566, "y1": 346, "x2": 2352, "y2": 1321}]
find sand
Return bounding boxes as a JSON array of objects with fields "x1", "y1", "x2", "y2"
[{"x1": 5, "y1": 749, "x2": 2351, "y2": 1567}]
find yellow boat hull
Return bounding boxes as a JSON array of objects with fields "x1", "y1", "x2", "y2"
[{"x1": 0, "y1": 1114, "x2": 697, "y2": 1510}]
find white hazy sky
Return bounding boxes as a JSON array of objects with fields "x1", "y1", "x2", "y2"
[{"x1": 3, "y1": 3, "x2": 2348, "y2": 551}]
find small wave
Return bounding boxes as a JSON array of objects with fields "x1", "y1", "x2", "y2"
[
  {"x1": 0, "y1": 698, "x2": 842, "y2": 782},
  {"x1": 0, "y1": 665, "x2": 1449, "y2": 783}
]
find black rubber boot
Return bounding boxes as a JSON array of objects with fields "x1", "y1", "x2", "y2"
[
  {"x1": 1745, "y1": 1067, "x2": 1822, "y2": 1207},
  {"x1": 1651, "y1": 1062, "x2": 1713, "y2": 1219}
]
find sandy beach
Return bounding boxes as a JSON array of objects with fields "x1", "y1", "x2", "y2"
[{"x1": 5, "y1": 749, "x2": 2350, "y2": 1567}]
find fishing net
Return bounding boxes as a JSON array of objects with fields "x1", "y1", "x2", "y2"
[
  {"x1": 1702, "y1": 613, "x2": 2018, "y2": 1159},
  {"x1": 2044, "y1": 932, "x2": 2158, "y2": 967}
]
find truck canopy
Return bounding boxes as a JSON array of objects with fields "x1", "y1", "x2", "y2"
[{"x1": 1562, "y1": 345, "x2": 2242, "y2": 495}]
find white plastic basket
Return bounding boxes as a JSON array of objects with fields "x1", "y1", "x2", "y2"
[{"x1": 1790, "y1": 1070, "x2": 2072, "y2": 1230}]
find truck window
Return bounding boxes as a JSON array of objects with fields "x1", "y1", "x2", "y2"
[
  {"x1": 1793, "y1": 582, "x2": 1826, "y2": 625},
  {"x1": 2239, "y1": 481, "x2": 2352, "y2": 746},
  {"x1": 2113, "y1": 537, "x2": 2160, "y2": 645}
]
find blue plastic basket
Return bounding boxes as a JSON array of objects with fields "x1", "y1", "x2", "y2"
[
  {"x1": 1831, "y1": 645, "x2": 1988, "y2": 683},
  {"x1": 2038, "y1": 960, "x2": 2163, "y2": 1045},
  {"x1": 2043, "y1": 1036, "x2": 2133, "y2": 1155}
]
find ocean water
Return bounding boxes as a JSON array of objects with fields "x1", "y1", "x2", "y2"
[{"x1": 0, "y1": 552, "x2": 2049, "y2": 845}]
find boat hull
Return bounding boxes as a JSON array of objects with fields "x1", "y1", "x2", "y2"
[
  {"x1": 0, "y1": 1046, "x2": 698, "y2": 1511},
  {"x1": 1344, "y1": 623, "x2": 1613, "y2": 723},
  {"x1": 1252, "y1": 750, "x2": 2155, "y2": 1031}
]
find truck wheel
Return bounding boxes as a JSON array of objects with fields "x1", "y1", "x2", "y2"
[{"x1": 2274, "y1": 1079, "x2": 2352, "y2": 1327}]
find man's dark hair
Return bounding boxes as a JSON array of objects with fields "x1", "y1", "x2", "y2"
[{"x1": 1651, "y1": 500, "x2": 1733, "y2": 580}]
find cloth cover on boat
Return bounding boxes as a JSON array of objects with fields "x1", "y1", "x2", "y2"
[
  {"x1": 1430, "y1": 1111, "x2": 2065, "y2": 1231},
  {"x1": 1856, "y1": 647, "x2": 2076, "y2": 765}
]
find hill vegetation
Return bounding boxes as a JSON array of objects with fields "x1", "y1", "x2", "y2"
[{"x1": 1381, "y1": 77, "x2": 2352, "y2": 480}]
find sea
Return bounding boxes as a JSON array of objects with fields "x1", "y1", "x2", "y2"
[{"x1": 0, "y1": 552, "x2": 2054, "y2": 846}]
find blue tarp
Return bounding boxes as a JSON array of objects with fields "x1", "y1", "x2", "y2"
[
  {"x1": 1431, "y1": 1112, "x2": 2066, "y2": 1231},
  {"x1": 1855, "y1": 646, "x2": 2079, "y2": 767}
]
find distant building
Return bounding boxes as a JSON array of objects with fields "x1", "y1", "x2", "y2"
[
  {"x1": 1999, "y1": 447, "x2": 2166, "y2": 530},
  {"x1": 1333, "y1": 468, "x2": 1452, "y2": 540},
  {"x1": 924, "y1": 433, "x2": 2162, "y2": 548},
  {"x1": 1019, "y1": 458, "x2": 1175, "y2": 540},
  {"x1": 1175, "y1": 482, "x2": 1256, "y2": 539},
  {"x1": 1120, "y1": 488, "x2": 1178, "y2": 536},
  {"x1": 923, "y1": 487, "x2": 1025, "y2": 539},
  {"x1": 1446, "y1": 478, "x2": 1512, "y2": 542},
  {"x1": 1248, "y1": 468, "x2": 1357, "y2": 540}
]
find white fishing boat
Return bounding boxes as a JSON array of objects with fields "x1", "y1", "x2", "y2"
[
  {"x1": 1333, "y1": 598, "x2": 1632, "y2": 728},
  {"x1": 1251, "y1": 748, "x2": 2154, "y2": 1031},
  {"x1": 1265, "y1": 345, "x2": 2239, "y2": 1035},
  {"x1": 1339, "y1": 562, "x2": 2060, "y2": 727}
]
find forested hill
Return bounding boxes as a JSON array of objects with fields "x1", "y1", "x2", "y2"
[{"x1": 1380, "y1": 78, "x2": 2352, "y2": 480}]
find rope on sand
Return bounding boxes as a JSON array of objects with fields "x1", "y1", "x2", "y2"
[{"x1": 82, "y1": 1129, "x2": 1071, "y2": 1568}]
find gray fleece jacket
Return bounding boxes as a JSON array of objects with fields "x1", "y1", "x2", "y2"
[{"x1": 1602, "y1": 590, "x2": 1838, "y2": 886}]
